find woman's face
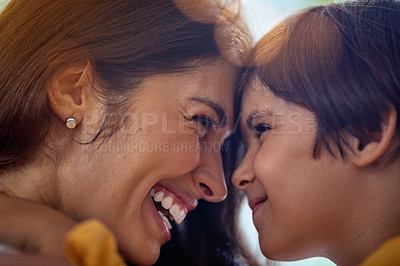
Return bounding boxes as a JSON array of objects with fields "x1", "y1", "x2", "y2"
[
  {"x1": 232, "y1": 80, "x2": 360, "y2": 261},
  {"x1": 55, "y1": 60, "x2": 237, "y2": 264}
]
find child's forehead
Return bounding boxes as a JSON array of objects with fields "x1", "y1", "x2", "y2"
[
  {"x1": 242, "y1": 76, "x2": 271, "y2": 99},
  {"x1": 242, "y1": 76, "x2": 259, "y2": 92},
  {"x1": 241, "y1": 81, "x2": 276, "y2": 114}
]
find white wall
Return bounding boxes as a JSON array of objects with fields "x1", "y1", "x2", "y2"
[{"x1": 0, "y1": 0, "x2": 9, "y2": 11}]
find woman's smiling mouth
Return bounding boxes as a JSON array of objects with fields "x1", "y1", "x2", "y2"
[{"x1": 149, "y1": 184, "x2": 198, "y2": 241}]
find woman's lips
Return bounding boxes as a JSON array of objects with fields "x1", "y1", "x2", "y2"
[
  {"x1": 151, "y1": 187, "x2": 188, "y2": 224},
  {"x1": 248, "y1": 196, "x2": 268, "y2": 215},
  {"x1": 148, "y1": 184, "x2": 198, "y2": 243},
  {"x1": 153, "y1": 183, "x2": 198, "y2": 212},
  {"x1": 149, "y1": 193, "x2": 171, "y2": 243}
]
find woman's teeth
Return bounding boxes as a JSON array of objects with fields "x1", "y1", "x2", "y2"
[
  {"x1": 150, "y1": 189, "x2": 187, "y2": 226},
  {"x1": 158, "y1": 211, "x2": 172, "y2": 230}
]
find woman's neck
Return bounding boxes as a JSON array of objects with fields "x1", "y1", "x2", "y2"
[{"x1": 0, "y1": 160, "x2": 58, "y2": 207}]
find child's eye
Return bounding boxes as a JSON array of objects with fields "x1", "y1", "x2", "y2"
[
  {"x1": 254, "y1": 124, "x2": 271, "y2": 138},
  {"x1": 193, "y1": 115, "x2": 217, "y2": 135}
]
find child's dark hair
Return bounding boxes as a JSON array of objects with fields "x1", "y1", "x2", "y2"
[{"x1": 239, "y1": 0, "x2": 400, "y2": 161}]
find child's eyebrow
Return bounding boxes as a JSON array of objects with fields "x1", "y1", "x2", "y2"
[{"x1": 245, "y1": 109, "x2": 274, "y2": 129}]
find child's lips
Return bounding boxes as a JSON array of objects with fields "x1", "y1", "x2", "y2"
[{"x1": 248, "y1": 195, "x2": 268, "y2": 214}]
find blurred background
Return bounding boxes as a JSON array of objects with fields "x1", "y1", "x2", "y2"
[
  {"x1": 0, "y1": 0, "x2": 336, "y2": 265},
  {"x1": 0, "y1": 0, "x2": 7, "y2": 10},
  {"x1": 241, "y1": 0, "x2": 334, "y2": 41}
]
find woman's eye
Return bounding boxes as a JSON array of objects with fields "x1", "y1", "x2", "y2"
[
  {"x1": 254, "y1": 124, "x2": 271, "y2": 138},
  {"x1": 193, "y1": 115, "x2": 217, "y2": 134}
]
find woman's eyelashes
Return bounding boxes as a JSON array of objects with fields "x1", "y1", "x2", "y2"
[{"x1": 192, "y1": 115, "x2": 218, "y2": 137}]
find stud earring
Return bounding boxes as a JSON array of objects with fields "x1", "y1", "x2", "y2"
[{"x1": 65, "y1": 117, "x2": 77, "y2": 129}]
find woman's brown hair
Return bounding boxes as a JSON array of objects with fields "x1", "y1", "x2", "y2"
[
  {"x1": 0, "y1": 0, "x2": 249, "y2": 170},
  {"x1": 0, "y1": 1, "x2": 255, "y2": 264}
]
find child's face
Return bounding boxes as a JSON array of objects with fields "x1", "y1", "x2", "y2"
[{"x1": 232, "y1": 80, "x2": 360, "y2": 261}]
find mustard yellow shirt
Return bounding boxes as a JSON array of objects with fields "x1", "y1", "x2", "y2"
[
  {"x1": 360, "y1": 235, "x2": 400, "y2": 266},
  {"x1": 64, "y1": 219, "x2": 125, "y2": 266}
]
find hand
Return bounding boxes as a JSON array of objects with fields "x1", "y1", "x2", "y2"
[{"x1": 0, "y1": 193, "x2": 77, "y2": 261}]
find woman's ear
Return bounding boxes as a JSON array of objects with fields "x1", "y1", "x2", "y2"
[
  {"x1": 48, "y1": 61, "x2": 94, "y2": 127},
  {"x1": 352, "y1": 107, "x2": 398, "y2": 167}
]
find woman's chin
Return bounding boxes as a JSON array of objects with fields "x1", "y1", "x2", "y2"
[{"x1": 122, "y1": 247, "x2": 160, "y2": 266}]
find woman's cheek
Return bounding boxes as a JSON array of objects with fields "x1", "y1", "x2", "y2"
[{"x1": 164, "y1": 134, "x2": 201, "y2": 175}]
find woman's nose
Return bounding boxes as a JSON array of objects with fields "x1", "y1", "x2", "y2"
[
  {"x1": 232, "y1": 147, "x2": 256, "y2": 190},
  {"x1": 192, "y1": 148, "x2": 227, "y2": 202}
]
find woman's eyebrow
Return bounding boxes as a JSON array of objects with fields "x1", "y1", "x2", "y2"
[
  {"x1": 246, "y1": 109, "x2": 274, "y2": 129},
  {"x1": 187, "y1": 96, "x2": 227, "y2": 127}
]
